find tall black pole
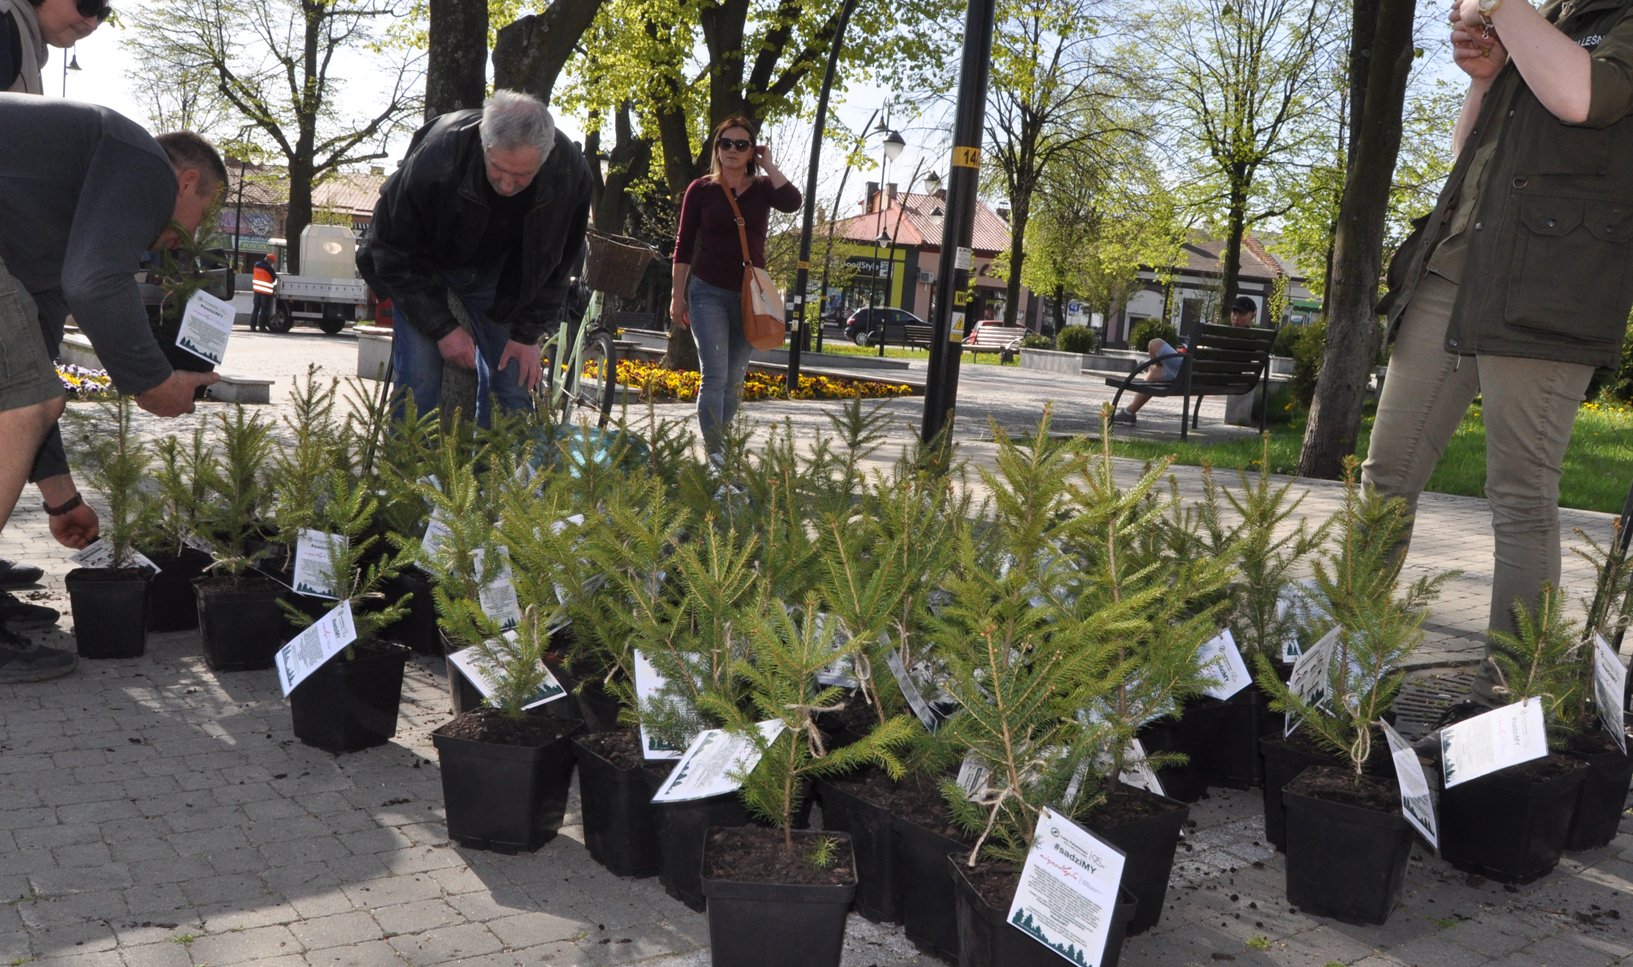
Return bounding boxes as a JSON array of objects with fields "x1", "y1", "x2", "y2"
[
  {"x1": 787, "y1": 0, "x2": 858, "y2": 395},
  {"x1": 921, "y1": 0, "x2": 998, "y2": 444},
  {"x1": 232, "y1": 156, "x2": 248, "y2": 272}
]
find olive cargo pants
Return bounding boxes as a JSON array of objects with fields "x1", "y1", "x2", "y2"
[{"x1": 1360, "y1": 273, "x2": 1595, "y2": 700}]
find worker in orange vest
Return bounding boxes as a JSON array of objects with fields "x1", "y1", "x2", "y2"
[{"x1": 250, "y1": 253, "x2": 277, "y2": 332}]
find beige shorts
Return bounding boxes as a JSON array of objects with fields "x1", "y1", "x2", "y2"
[{"x1": 0, "y1": 255, "x2": 61, "y2": 413}]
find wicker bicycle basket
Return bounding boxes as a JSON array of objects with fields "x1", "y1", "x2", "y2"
[{"x1": 583, "y1": 229, "x2": 659, "y2": 300}]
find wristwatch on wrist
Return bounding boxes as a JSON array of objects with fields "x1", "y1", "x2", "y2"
[
  {"x1": 43, "y1": 492, "x2": 83, "y2": 517},
  {"x1": 1477, "y1": 0, "x2": 1503, "y2": 20}
]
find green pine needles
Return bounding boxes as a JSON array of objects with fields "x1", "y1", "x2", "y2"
[
  {"x1": 197, "y1": 406, "x2": 274, "y2": 575},
  {"x1": 67, "y1": 395, "x2": 155, "y2": 568}
]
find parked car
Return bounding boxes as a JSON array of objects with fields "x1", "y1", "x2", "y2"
[{"x1": 843, "y1": 307, "x2": 931, "y2": 347}]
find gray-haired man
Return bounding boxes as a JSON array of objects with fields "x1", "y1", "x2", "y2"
[{"x1": 358, "y1": 89, "x2": 592, "y2": 425}]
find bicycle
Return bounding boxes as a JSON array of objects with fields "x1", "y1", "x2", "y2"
[{"x1": 538, "y1": 229, "x2": 662, "y2": 428}]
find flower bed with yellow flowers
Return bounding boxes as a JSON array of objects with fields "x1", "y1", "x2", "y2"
[
  {"x1": 599, "y1": 358, "x2": 913, "y2": 403},
  {"x1": 59, "y1": 364, "x2": 115, "y2": 402}
]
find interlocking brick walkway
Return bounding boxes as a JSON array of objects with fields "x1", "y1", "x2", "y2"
[{"x1": 3, "y1": 331, "x2": 1629, "y2": 966}]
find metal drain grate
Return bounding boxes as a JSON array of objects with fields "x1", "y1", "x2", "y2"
[{"x1": 1390, "y1": 673, "x2": 1476, "y2": 741}]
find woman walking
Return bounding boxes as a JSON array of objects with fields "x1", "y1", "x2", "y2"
[{"x1": 670, "y1": 116, "x2": 801, "y2": 455}]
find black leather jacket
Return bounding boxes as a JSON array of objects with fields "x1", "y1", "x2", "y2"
[{"x1": 357, "y1": 110, "x2": 591, "y2": 345}]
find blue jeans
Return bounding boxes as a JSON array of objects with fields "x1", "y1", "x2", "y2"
[
  {"x1": 391, "y1": 263, "x2": 532, "y2": 427},
  {"x1": 688, "y1": 275, "x2": 753, "y2": 448}
]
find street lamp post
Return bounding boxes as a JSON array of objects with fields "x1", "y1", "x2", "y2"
[
  {"x1": 786, "y1": 0, "x2": 859, "y2": 395},
  {"x1": 230, "y1": 125, "x2": 256, "y2": 274},
  {"x1": 60, "y1": 47, "x2": 80, "y2": 98},
  {"x1": 877, "y1": 158, "x2": 927, "y2": 358},
  {"x1": 864, "y1": 128, "x2": 905, "y2": 350},
  {"x1": 921, "y1": 0, "x2": 999, "y2": 444},
  {"x1": 811, "y1": 108, "x2": 881, "y2": 355}
]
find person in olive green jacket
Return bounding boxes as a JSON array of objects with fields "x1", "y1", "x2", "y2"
[{"x1": 1370, "y1": 0, "x2": 1633, "y2": 702}]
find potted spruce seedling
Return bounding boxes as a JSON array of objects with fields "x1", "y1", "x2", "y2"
[
  {"x1": 698, "y1": 600, "x2": 916, "y2": 967},
  {"x1": 1436, "y1": 585, "x2": 1591, "y2": 883},
  {"x1": 270, "y1": 368, "x2": 345, "y2": 638},
  {"x1": 429, "y1": 602, "x2": 583, "y2": 853},
  {"x1": 282, "y1": 470, "x2": 415, "y2": 754},
  {"x1": 193, "y1": 405, "x2": 283, "y2": 671},
  {"x1": 142, "y1": 429, "x2": 214, "y2": 631},
  {"x1": 1257, "y1": 468, "x2": 1446, "y2": 924},
  {"x1": 1067, "y1": 415, "x2": 1231, "y2": 938},
  {"x1": 64, "y1": 396, "x2": 157, "y2": 658},
  {"x1": 357, "y1": 388, "x2": 442, "y2": 655},
  {"x1": 1560, "y1": 524, "x2": 1633, "y2": 850}
]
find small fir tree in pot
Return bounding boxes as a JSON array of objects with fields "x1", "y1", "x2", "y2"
[{"x1": 193, "y1": 406, "x2": 283, "y2": 671}]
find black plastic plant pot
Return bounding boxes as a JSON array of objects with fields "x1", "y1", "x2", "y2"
[
  {"x1": 430, "y1": 712, "x2": 583, "y2": 853},
  {"x1": 950, "y1": 858, "x2": 1138, "y2": 967},
  {"x1": 1202, "y1": 686, "x2": 1269, "y2": 789},
  {"x1": 815, "y1": 778, "x2": 900, "y2": 924},
  {"x1": 1087, "y1": 788, "x2": 1188, "y2": 936},
  {"x1": 1440, "y1": 758, "x2": 1589, "y2": 884},
  {"x1": 1283, "y1": 781, "x2": 1414, "y2": 925},
  {"x1": 1564, "y1": 746, "x2": 1633, "y2": 851},
  {"x1": 1136, "y1": 716, "x2": 1210, "y2": 803},
  {"x1": 65, "y1": 567, "x2": 152, "y2": 659},
  {"x1": 193, "y1": 574, "x2": 286, "y2": 671},
  {"x1": 701, "y1": 829, "x2": 857, "y2": 967},
  {"x1": 378, "y1": 566, "x2": 440, "y2": 656},
  {"x1": 545, "y1": 660, "x2": 623, "y2": 733},
  {"x1": 572, "y1": 734, "x2": 662, "y2": 877},
  {"x1": 1260, "y1": 736, "x2": 1340, "y2": 851},
  {"x1": 648, "y1": 783, "x2": 751, "y2": 913},
  {"x1": 145, "y1": 549, "x2": 211, "y2": 632},
  {"x1": 288, "y1": 641, "x2": 411, "y2": 755},
  {"x1": 893, "y1": 813, "x2": 965, "y2": 963}
]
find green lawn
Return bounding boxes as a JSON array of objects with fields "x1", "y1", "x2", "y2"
[
  {"x1": 1107, "y1": 399, "x2": 1633, "y2": 515},
  {"x1": 806, "y1": 342, "x2": 1019, "y2": 366}
]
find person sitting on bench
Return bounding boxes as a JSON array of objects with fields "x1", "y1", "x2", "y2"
[{"x1": 1111, "y1": 296, "x2": 1256, "y2": 426}]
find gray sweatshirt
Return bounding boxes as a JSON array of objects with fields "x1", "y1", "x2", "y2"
[{"x1": 0, "y1": 95, "x2": 177, "y2": 481}]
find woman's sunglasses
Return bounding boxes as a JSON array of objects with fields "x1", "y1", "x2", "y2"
[{"x1": 717, "y1": 138, "x2": 755, "y2": 153}]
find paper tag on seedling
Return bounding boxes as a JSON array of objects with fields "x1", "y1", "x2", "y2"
[
  {"x1": 812, "y1": 612, "x2": 860, "y2": 688},
  {"x1": 887, "y1": 648, "x2": 948, "y2": 733},
  {"x1": 1008, "y1": 806, "x2": 1127, "y2": 966},
  {"x1": 1382, "y1": 720, "x2": 1437, "y2": 849},
  {"x1": 291, "y1": 529, "x2": 347, "y2": 599},
  {"x1": 650, "y1": 720, "x2": 785, "y2": 802},
  {"x1": 956, "y1": 754, "x2": 991, "y2": 800},
  {"x1": 1198, "y1": 628, "x2": 1251, "y2": 701},
  {"x1": 274, "y1": 600, "x2": 357, "y2": 696},
  {"x1": 1120, "y1": 739, "x2": 1165, "y2": 798},
  {"x1": 175, "y1": 290, "x2": 234, "y2": 366},
  {"x1": 1594, "y1": 633, "x2": 1628, "y2": 754},
  {"x1": 1439, "y1": 697, "x2": 1548, "y2": 788},
  {"x1": 70, "y1": 539, "x2": 160, "y2": 573},
  {"x1": 472, "y1": 546, "x2": 521, "y2": 632},
  {"x1": 633, "y1": 649, "x2": 686, "y2": 760},
  {"x1": 184, "y1": 533, "x2": 214, "y2": 554},
  {"x1": 447, "y1": 638, "x2": 566, "y2": 710},
  {"x1": 550, "y1": 515, "x2": 586, "y2": 536},
  {"x1": 1285, "y1": 626, "x2": 1340, "y2": 737}
]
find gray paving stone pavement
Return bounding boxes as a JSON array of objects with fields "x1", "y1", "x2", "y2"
[{"x1": 3, "y1": 330, "x2": 1629, "y2": 965}]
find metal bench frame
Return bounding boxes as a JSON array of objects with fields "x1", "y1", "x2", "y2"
[{"x1": 1106, "y1": 323, "x2": 1276, "y2": 441}]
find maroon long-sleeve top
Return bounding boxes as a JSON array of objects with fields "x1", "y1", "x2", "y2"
[{"x1": 672, "y1": 175, "x2": 802, "y2": 291}]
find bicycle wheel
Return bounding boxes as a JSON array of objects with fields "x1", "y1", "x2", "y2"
[{"x1": 561, "y1": 328, "x2": 617, "y2": 428}]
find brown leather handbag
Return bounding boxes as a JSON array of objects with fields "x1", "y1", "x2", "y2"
[{"x1": 721, "y1": 184, "x2": 786, "y2": 350}]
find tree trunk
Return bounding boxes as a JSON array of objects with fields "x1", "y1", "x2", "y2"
[
  {"x1": 1003, "y1": 204, "x2": 1027, "y2": 327},
  {"x1": 491, "y1": 0, "x2": 605, "y2": 107},
  {"x1": 586, "y1": 101, "x2": 652, "y2": 234},
  {"x1": 1213, "y1": 182, "x2": 1249, "y2": 332},
  {"x1": 663, "y1": 324, "x2": 699, "y2": 371},
  {"x1": 1296, "y1": 0, "x2": 1417, "y2": 480},
  {"x1": 426, "y1": 0, "x2": 488, "y2": 120},
  {"x1": 285, "y1": 158, "x2": 314, "y2": 276},
  {"x1": 1053, "y1": 283, "x2": 1066, "y2": 334}
]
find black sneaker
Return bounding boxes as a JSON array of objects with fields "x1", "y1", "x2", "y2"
[
  {"x1": 0, "y1": 628, "x2": 77, "y2": 683},
  {"x1": 0, "y1": 559, "x2": 43, "y2": 587},
  {"x1": 0, "y1": 591, "x2": 59, "y2": 628},
  {"x1": 1110, "y1": 409, "x2": 1137, "y2": 426}
]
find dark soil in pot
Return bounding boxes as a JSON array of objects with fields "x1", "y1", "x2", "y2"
[
  {"x1": 431, "y1": 709, "x2": 582, "y2": 853},
  {"x1": 1136, "y1": 714, "x2": 1210, "y2": 803},
  {"x1": 814, "y1": 692, "x2": 875, "y2": 753},
  {"x1": 1085, "y1": 785, "x2": 1188, "y2": 935},
  {"x1": 145, "y1": 549, "x2": 211, "y2": 632},
  {"x1": 288, "y1": 639, "x2": 411, "y2": 754},
  {"x1": 1260, "y1": 731, "x2": 1391, "y2": 850},
  {"x1": 1440, "y1": 753, "x2": 1589, "y2": 884},
  {"x1": 1564, "y1": 728, "x2": 1633, "y2": 852},
  {"x1": 950, "y1": 853, "x2": 1137, "y2": 967},
  {"x1": 642, "y1": 762, "x2": 747, "y2": 913},
  {"x1": 702, "y1": 827, "x2": 857, "y2": 967},
  {"x1": 66, "y1": 566, "x2": 153, "y2": 659},
  {"x1": 572, "y1": 729, "x2": 664, "y2": 877},
  {"x1": 194, "y1": 573, "x2": 285, "y2": 671},
  {"x1": 816, "y1": 767, "x2": 903, "y2": 924},
  {"x1": 886, "y1": 772, "x2": 975, "y2": 964},
  {"x1": 1283, "y1": 767, "x2": 1414, "y2": 925},
  {"x1": 377, "y1": 566, "x2": 439, "y2": 655}
]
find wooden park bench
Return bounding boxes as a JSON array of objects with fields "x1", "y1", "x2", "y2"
[
  {"x1": 903, "y1": 324, "x2": 934, "y2": 347},
  {"x1": 963, "y1": 325, "x2": 1028, "y2": 355},
  {"x1": 1105, "y1": 323, "x2": 1276, "y2": 440}
]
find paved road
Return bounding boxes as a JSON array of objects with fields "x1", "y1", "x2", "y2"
[{"x1": 2, "y1": 328, "x2": 1627, "y2": 967}]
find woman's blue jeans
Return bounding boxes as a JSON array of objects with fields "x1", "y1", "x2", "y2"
[
  {"x1": 391, "y1": 262, "x2": 533, "y2": 428},
  {"x1": 687, "y1": 275, "x2": 753, "y2": 448}
]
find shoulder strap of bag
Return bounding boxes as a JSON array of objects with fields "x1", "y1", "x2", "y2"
[{"x1": 720, "y1": 182, "x2": 754, "y2": 268}]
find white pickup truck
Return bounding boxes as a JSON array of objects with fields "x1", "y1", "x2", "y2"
[{"x1": 234, "y1": 225, "x2": 368, "y2": 335}]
